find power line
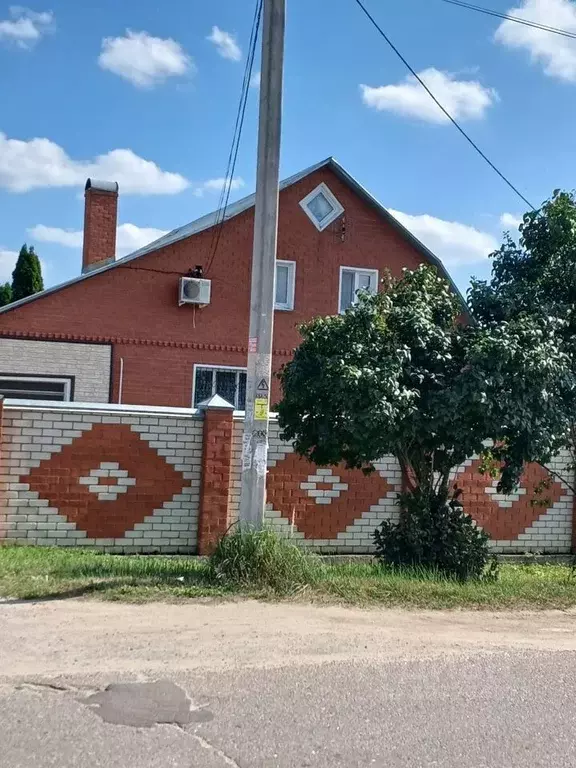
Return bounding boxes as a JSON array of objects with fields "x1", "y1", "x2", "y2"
[
  {"x1": 206, "y1": 0, "x2": 262, "y2": 274},
  {"x1": 438, "y1": 0, "x2": 576, "y2": 40},
  {"x1": 205, "y1": 0, "x2": 263, "y2": 276},
  {"x1": 352, "y1": 0, "x2": 535, "y2": 210}
]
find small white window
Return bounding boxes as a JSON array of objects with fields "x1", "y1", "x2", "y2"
[
  {"x1": 0, "y1": 375, "x2": 72, "y2": 401},
  {"x1": 193, "y1": 365, "x2": 247, "y2": 409},
  {"x1": 275, "y1": 260, "x2": 296, "y2": 311},
  {"x1": 339, "y1": 267, "x2": 379, "y2": 313},
  {"x1": 299, "y1": 183, "x2": 344, "y2": 231}
]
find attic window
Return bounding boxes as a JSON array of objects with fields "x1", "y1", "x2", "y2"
[{"x1": 299, "y1": 183, "x2": 344, "y2": 231}]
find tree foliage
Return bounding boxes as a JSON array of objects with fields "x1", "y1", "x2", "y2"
[
  {"x1": 469, "y1": 190, "x2": 576, "y2": 491},
  {"x1": 279, "y1": 267, "x2": 484, "y2": 493},
  {"x1": 279, "y1": 265, "x2": 562, "y2": 492},
  {"x1": 277, "y1": 264, "x2": 568, "y2": 576},
  {"x1": 11, "y1": 244, "x2": 43, "y2": 302},
  {"x1": 0, "y1": 282, "x2": 11, "y2": 307}
]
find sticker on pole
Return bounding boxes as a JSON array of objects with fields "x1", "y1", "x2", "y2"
[
  {"x1": 248, "y1": 337, "x2": 257, "y2": 353},
  {"x1": 254, "y1": 398, "x2": 268, "y2": 420},
  {"x1": 256, "y1": 378, "x2": 269, "y2": 394},
  {"x1": 242, "y1": 432, "x2": 252, "y2": 470},
  {"x1": 254, "y1": 443, "x2": 268, "y2": 477}
]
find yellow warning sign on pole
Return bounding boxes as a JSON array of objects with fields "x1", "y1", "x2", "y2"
[{"x1": 254, "y1": 398, "x2": 268, "y2": 420}]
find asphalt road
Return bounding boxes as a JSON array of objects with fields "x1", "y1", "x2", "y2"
[{"x1": 1, "y1": 600, "x2": 575, "y2": 767}]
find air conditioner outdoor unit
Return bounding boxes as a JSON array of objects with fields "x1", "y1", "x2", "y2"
[{"x1": 179, "y1": 277, "x2": 211, "y2": 307}]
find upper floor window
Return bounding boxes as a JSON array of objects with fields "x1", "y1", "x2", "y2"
[
  {"x1": 275, "y1": 260, "x2": 296, "y2": 311},
  {"x1": 299, "y1": 183, "x2": 344, "y2": 231},
  {"x1": 193, "y1": 365, "x2": 246, "y2": 409},
  {"x1": 339, "y1": 267, "x2": 379, "y2": 313},
  {"x1": 0, "y1": 375, "x2": 72, "y2": 401}
]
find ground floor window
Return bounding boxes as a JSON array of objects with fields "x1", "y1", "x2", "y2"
[
  {"x1": 193, "y1": 366, "x2": 247, "y2": 409},
  {"x1": 0, "y1": 374, "x2": 73, "y2": 401}
]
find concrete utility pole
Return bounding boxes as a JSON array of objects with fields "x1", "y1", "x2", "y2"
[{"x1": 239, "y1": 0, "x2": 286, "y2": 527}]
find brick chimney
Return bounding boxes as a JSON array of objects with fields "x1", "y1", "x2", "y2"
[{"x1": 82, "y1": 179, "x2": 119, "y2": 274}]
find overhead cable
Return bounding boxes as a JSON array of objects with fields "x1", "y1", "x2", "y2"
[
  {"x1": 353, "y1": 0, "x2": 535, "y2": 209},
  {"x1": 438, "y1": 0, "x2": 576, "y2": 40},
  {"x1": 205, "y1": 0, "x2": 263, "y2": 275}
]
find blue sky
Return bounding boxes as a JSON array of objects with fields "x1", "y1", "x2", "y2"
[{"x1": 1, "y1": 0, "x2": 576, "y2": 295}]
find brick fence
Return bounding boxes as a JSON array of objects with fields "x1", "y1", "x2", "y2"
[{"x1": 1, "y1": 396, "x2": 575, "y2": 555}]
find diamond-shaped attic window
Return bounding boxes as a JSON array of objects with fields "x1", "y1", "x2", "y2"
[
  {"x1": 307, "y1": 192, "x2": 334, "y2": 223},
  {"x1": 299, "y1": 183, "x2": 344, "y2": 231}
]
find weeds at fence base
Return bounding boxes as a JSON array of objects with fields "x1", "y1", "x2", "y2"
[{"x1": 207, "y1": 526, "x2": 324, "y2": 593}]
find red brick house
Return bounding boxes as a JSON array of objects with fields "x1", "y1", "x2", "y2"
[{"x1": 0, "y1": 158, "x2": 461, "y2": 408}]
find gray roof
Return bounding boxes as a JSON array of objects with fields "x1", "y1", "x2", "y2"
[{"x1": 0, "y1": 157, "x2": 465, "y2": 315}]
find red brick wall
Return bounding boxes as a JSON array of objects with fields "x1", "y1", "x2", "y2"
[{"x1": 0, "y1": 167, "x2": 428, "y2": 407}]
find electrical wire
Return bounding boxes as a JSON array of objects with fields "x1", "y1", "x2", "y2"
[
  {"x1": 437, "y1": 0, "x2": 576, "y2": 40},
  {"x1": 117, "y1": 265, "x2": 185, "y2": 276},
  {"x1": 352, "y1": 0, "x2": 535, "y2": 209},
  {"x1": 208, "y1": 0, "x2": 260, "y2": 255},
  {"x1": 205, "y1": 0, "x2": 263, "y2": 276}
]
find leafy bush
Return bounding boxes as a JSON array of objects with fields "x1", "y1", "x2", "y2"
[
  {"x1": 208, "y1": 526, "x2": 323, "y2": 592},
  {"x1": 373, "y1": 489, "x2": 490, "y2": 581}
]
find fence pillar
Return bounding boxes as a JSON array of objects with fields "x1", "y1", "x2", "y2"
[
  {"x1": 197, "y1": 395, "x2": 235, "y2": 555},
  {"x1": 0, "y1": 396, "x2": 6, "y2": 540}
]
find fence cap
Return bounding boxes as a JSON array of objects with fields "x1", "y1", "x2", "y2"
[{"x1": 197, "y1": 394, "x2": 235, "y2": 410}]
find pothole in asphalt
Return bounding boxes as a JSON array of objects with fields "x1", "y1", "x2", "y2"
[{"x1": 84, "y1": 680, "x2": 213, "y2": 728}]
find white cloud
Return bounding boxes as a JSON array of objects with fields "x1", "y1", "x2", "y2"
[
  {"x1": 0, "y1": 7, "x2": 54, "y2": 48},
  {"x1": 98, "y1": 29, "x2": 192, "y2": 88},
  {"x1": 29, "y1": 223, "x2": 169, "y2": 257},
  {"x1": 495, "y1": 0, "x2": 576, "y2": 82},
  {"x1": 0, "y1": 248, "x2": 18, "y2": 281},
  {"x1": 207, "y1": 26, "x2": 241, "y2": 61},
  {"x1": 116, "y1": 224, "x2": 169, "y2": 254},
  {"x1": 360, "y1": 68, "x2": 497, "y2": 124},
  {"x1": 0, "y1": 132, "x2": 189, "y2": 194},
  {"x1": 500, "y1": 212, "x2": 523, "y2": 229},
  {"x1": 193, "y1": 176, "x2": 245, "y2": 197},
  {"x1": 28, "y1": 225, "x2": 82, "y2": 248},
  {"x1": 250, "y1": 71, "x2": 261, "y2": 88},
  {"x1": 388, "y1": 209, "x2": 499, "y2": 266}
]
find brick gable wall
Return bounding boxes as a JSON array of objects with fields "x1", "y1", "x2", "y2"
[{"x1": 0, "y1": 167, "x2": 428, "y2": 407}]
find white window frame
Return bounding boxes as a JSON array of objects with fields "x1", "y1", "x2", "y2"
[
  {"x1": 299, "y1": 182, "x2": 345, "y2": 232},
  {"x1": 338, "y1": 267, "x2": 379, "y2": 314},
  {"x1": 275, "y1": 260, "x2": 296, "y2": 311},
  {"x1": 192, "y1": 364, "x2": 247, "y2": 409},
  {"x1": 0, "y1": 374, "x2": 72, "y2": 401}
]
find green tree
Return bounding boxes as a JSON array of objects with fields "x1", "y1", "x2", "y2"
[
  {"x1": 0, "y1": 282, "x2": 12, "y2": 307},
  {"x1": 469, "y1": 191, "x2": 576, "y2": 492},
  {"x1": 11, "y1": 244, "x2": 43, "y2": 302},
  {"x1": 277, "y1": 265, "x2": 567, "y2": 577}
]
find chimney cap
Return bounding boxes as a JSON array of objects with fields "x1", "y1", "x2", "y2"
[{"x1": 85, "y1": 178, "x2": 119, "y2": 193}]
